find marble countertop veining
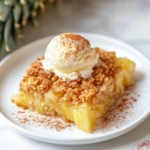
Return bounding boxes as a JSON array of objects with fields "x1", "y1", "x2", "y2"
[{"x1": 0, "y1": 0, "x2": 150, "y2": 150}]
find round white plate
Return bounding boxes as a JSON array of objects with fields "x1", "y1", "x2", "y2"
[{"x1": 0, "y1": 33, "x2": 150, "y2": 145}]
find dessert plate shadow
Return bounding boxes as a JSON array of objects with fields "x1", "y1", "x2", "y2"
[{"x1": 0, "y1": 33, "x2": 150, "y2": 145}]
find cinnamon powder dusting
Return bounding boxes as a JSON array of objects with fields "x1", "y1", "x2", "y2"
[
  {"x1": 134, "y1": 140, "x2": 150, "y2": 150},
  {"x1": 98, "y1": 85, "x2": 139, "y2": 131},
  {"x1": 13, "y1": 109, "x2": 73, "y2": 131}
]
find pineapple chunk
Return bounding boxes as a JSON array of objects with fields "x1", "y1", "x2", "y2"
[
  {"x1": 73, "y1": 104, "x2": 96, "y2": 132},
  {"x1": 114, "y1": 71, "x2": 124, "y2": 97},
  {"x1": 12, "y1": 92, "x2": 34, "y2": 109},
  {"x1": 60, "y1": 102, "x2": 74, "y2": 121},
  {"x1": 116, "y1": 57, "x2": 136, "y2": 86}
]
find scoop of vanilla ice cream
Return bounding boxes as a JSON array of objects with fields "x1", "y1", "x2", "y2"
[{"x1": 42, "y1": 33, "x2": 100, "y2": 81}]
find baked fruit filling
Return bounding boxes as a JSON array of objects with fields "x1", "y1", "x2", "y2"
[{"x1": 12, "y1": 33, "x2": 135, "y2": 133}]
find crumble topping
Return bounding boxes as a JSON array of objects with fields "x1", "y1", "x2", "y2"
[{"x1": 20, "y1": 48, "x2": 120, "y2": 104}]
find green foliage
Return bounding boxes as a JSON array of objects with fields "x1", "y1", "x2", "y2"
[{"x1": 0, "y1": 0, "x2": 57, "y2": 51}]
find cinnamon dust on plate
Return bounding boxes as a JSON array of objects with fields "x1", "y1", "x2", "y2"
[
  {"x1": 12, "y1": 85, "x2": 139, "y2": 132},
  {"x1": 13, "y1": 109, "x2": 73, "y2": 131},
  {"x1": 133, "y1": 140, "x2": 150, "y2": 150},
  {"x1": 98, "y1": 85, "x2": 139, "y2": 131}
]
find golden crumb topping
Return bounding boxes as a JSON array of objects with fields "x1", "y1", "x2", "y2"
[{"x1": 20, "y1": 48, "x2": 120, "y2": 104}]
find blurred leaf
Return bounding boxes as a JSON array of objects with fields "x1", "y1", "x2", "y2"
[
  {"x1": 4, "y1": 0, "x2": 17, "y2": 6},
  {"x1": 4, "y1": 13, "x2": 13, "y2": 51},
  {"x1": 13, "y1": 3, "x2": 22, "y2": 27},
  {"x1": 0, "y1": 1, "x2": 11, "y2": 22},
  {"x1": 22, "y1": 2, "x2": 31, "y2": 25}
]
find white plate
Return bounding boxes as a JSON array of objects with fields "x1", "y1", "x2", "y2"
[{"x1": 0, "y1": 33, "x2": 150, "y2": 145}]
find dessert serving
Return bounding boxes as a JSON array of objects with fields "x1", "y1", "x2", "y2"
[{"x1": 12, "y1": 33, "x2": 136, "y2": 133}]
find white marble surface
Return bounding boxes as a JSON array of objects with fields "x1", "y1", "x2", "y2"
[{"x1": 0, "y1": 0, "x2": 150, "y2": 149}]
